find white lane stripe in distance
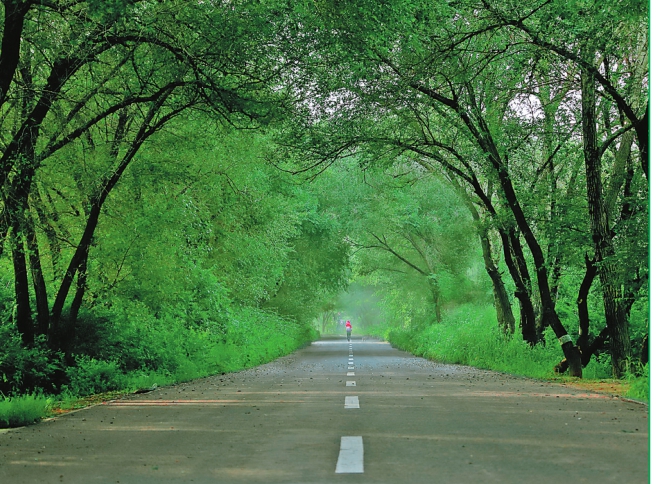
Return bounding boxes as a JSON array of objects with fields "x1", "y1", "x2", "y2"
[
  {"x1": 335, "y1": 436, "x2": 364, "y2": 473},
  {"x1": 344, "y1": 396, "x2": 359, "y2": 408},
  {"x1": 348, "y1": 366, "x2": 354, "y2": 370},
  {"x1": 346, "y1": 381, "x2": 356, "y2": 386},
  {"x1": 347, "y1": 371, "x2": 355, "y2": 376}
]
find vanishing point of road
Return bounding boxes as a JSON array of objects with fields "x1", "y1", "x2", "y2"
[{"x1": 0, "y1": 336, "x2": 649, "y2": 483}]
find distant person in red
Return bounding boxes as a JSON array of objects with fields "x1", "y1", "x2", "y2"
[{"x1": 345, "y1": 320, "x2": 352, "y2": 342}]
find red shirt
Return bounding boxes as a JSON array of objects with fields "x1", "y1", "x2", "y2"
[{"x1": 346, "y1": 322, "x2": 352, "y2": 330}]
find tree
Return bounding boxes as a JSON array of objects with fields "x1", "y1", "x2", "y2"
[
  {"x1": 0, "y1": 0, "x2": 289, "y2": 348},
  {"x1": 276, "y1": 0, "x2": 647, "y2": 377}
]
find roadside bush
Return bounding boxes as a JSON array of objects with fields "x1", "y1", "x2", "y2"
[
  {"x1": 382, "y1": 303, "x2": 611, "y2": 380},
  {"x1": 65, "y1": 357, "x2": 126, "y2": 396},
  {"x1": 0, "y1": 394, "x2": 50, "y2": 428},
  {"x1": 625, "y1": 364, "x2": 649, "y2": 402},
  {"x1": 0, "y1": 295, "x2": 318, "y2": 428},
  {"x1": 0, "y1": 328, "x2": 66, "y2": 396}
]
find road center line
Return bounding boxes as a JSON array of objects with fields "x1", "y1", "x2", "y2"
[
  {"x1": 346, "y1": 381, "x2": 356, "y2": 386},
  {"x1": 344, "y1": 396, "x2": 359, "y2": 408},
  {"x1": 335, "y1": 436, "x2": 364, "y2": 473},
  {"x1": 347, "y1": 371, "x2": 355, "y2": 376}
]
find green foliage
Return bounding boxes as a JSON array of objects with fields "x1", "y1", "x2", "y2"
[
  {"x1": 65, "y1": 358, "x2": 125, "y2": 397},
  {"x1": 0, "y1": 328, "x2": 65, "y2": 396},
  {"x1": 0, "y1": 394, "x2": 51, "y2": 429},
  {"x1": 0, "y1": 0, "x2": 648, "y2": 427},
  {"x1": 625, "y1": 364, "x2": 649, "y2": 402},
  {"x1": 379, "y1": 303, "x2": 610, "y2": 380}
]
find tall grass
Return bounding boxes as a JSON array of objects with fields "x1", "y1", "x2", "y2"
[
  {"x1": 1, "y1": 302, "x2": 317, "y2": 428},
  {"x1": 0, "y1": 394, "x2": 51, "y2": 428},
  {"x1": 626, "y1": 363, "x2": 649, "y2": 402},
  {"x1": 373, "y1": 303, "x2": 613, "y2": 380}
]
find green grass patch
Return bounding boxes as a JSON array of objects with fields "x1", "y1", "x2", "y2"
[
  {"x1": 0, "y1": 394, "x2": 51, "y2": 428},
  {"x1": 1, "y1": 303, "x2": 318, "y2": 428},
  {"x1": 372, "y1": 303, "x2": 617, "y2": 384},
  {"x1": 625, "y1": 364, "x2": 649, "y2": 402}
]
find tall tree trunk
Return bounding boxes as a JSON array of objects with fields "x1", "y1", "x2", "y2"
[
  {"x1": 581, "y1": 58, "x2": 631, "y2": 378},
  {"x1": 11, "y1": 230, "x2": 33, "y2": 346},
  {"x1": 445, "y1": 172, "x2": 515, "y2": 334},
  {"x1": 25, "y1": 213, "x2": 50, "y2": 336},
  {"x1": 68, "y1": 253, "x2": 89, "y2": 324},
  {"x1": 504, "y1": 229, "x2": 538, "y2": 344},
  {"x1": 480, "y1": 229, "x2": 515, "y2": 334},
  {"x1": 0, "y1": 0, "x2": 30, "y2": 108},
  {"x1": 576, "y1": 254, "x2": 597, "y2": 348}
]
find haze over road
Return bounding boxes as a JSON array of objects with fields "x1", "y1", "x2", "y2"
[{"x1": 0, "y1": 336, "x2": 649, "y2": 483}]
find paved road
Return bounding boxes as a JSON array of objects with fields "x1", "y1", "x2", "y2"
[{"x1": 0, "y1": 336, "x2": 649, "y2": 483}]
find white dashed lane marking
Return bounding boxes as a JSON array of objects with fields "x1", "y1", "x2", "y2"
[
  {"x1": 335, "y1": 436, "x2": 364, "y2": 473},
  {"x1": 347, "y1": 371, "x2": 355, "y2": 376},
  {"x1": 344, "y1": 396, "x2": 359, "y2": 408},
  {"x1": 346, "y1": 381, "x2": 356, "y2": 386}
]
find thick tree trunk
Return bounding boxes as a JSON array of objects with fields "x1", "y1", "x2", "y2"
[
  {"x1": 576, "y1": 253, "x2": 597, "y2": 354},
  {"x1": 480, "y1": 230, "x2": 515, "y2": 334},
  {"x1": 640, "y1": 334, "x2": 648, "y2": 366},
  {"x1": 25, "y1": 215, "x2": 50, "y2": 336},
  {"x1": 500, "y1": 230, "x2": 537, "y2": 343},
  {"x1": 581, "y1": 60, "x2": 631, "y2": 378},
  {"x1": 1, "y1": 56, "x2": 82, "y2": 346},
  {"x1": 11, "y1": 232, "x2": 33, "y2": 346},
  {"x1": 0, "y1": 0, "x2": 30, "y2": 108},
  {"x1": 68, "y1": 254, "x2": 89, "y2": 324}
]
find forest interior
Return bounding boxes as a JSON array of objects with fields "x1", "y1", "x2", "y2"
[{"x1": 0, "y1": 0, "x2": 649, "y2": 428}]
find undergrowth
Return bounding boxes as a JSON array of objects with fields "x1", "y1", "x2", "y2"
[
  {"x1": 0, "y1": 302, "x2": 317, "y2": 428},
  {"x1": 368, "y1": 303, "x2": 648, "y2": 402},
  {"x1": 0, "y1": 394, "x2": 51, "y2": 428}
]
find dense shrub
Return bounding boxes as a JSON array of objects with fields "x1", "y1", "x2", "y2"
[
  {"x1": 372, "y1": 303, "x2": 612, "y2": 380},
  {"x1": 65, "y1": 357, "x2": 126, "y2": 396},
  {"x1": 0, "y1": 328, "x2": 66, "y2": 396},
  {"x1": 1, "y1": 296, "x2": 317, "y2": 427},
  {"x1": 0, "y1": 394, "x2": 50, "y2": 428}
]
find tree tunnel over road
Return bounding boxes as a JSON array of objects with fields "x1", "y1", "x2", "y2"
[{"x1": 0, "y1": 336, "x2": 648, "y2": 483}]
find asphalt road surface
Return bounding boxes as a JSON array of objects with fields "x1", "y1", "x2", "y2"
[{"x1": 0, "y1": 335, "x2": 649, "y2": 483}]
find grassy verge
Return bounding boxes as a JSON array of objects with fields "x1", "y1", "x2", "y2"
[
  {"x1": 0, "y1": 394, "x2": 52, "y2": 428},
  {"x1": 367, "y1": 303, "x2": 648, "y2": 403},
  {"x1": 1, "y1": 308, "x2": 317, "y2": 429}
]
